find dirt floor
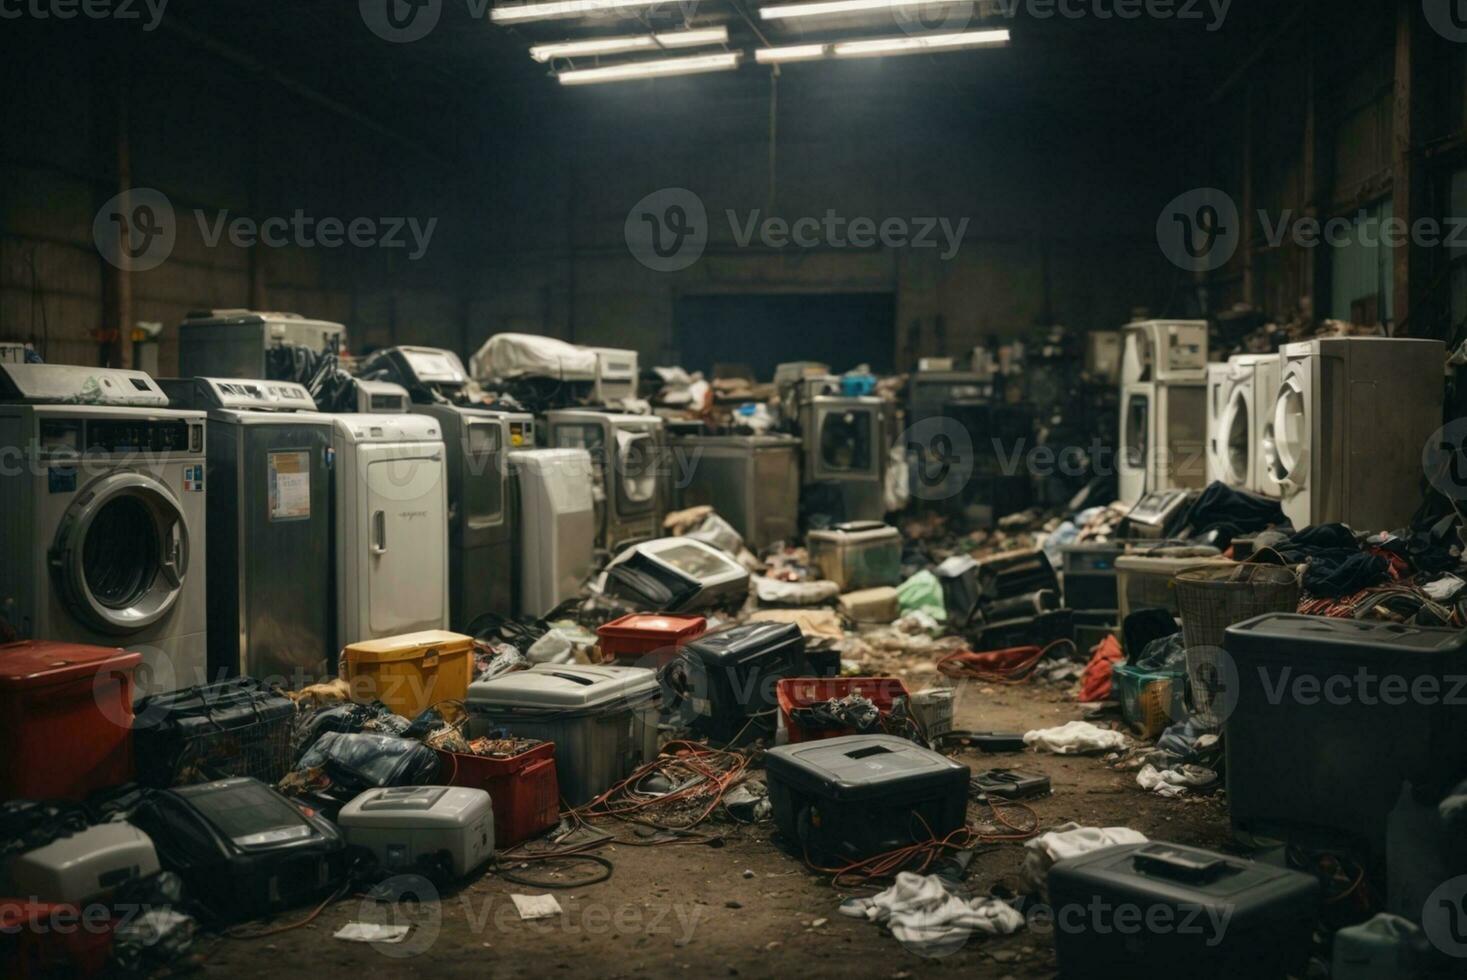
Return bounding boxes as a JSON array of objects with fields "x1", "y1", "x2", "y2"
[{"x1": 197, "y1": 673, "x2": 1233, "y2": 979}]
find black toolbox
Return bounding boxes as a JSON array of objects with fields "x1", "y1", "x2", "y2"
[
  {"x1": 659, "y1": 622, "x2": 806, "y2": 745},
  {"x1": 1223, "y1": 614, "x2": 1467, "y2": 861},
  {"x1": 765, "y1": 734, "x2": 970, "y2": 862},
  {"x1": 132, "y1": 677, "x2": 296, "y2": 788},
  {"x1": 1047, "y1": 841, "x2": 1319, "y2": 980},
  {"x1": 129, "y1": 777, "x2": 346, "y2": 924}
]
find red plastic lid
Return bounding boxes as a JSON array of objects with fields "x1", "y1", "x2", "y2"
[
  {"x1": 597, "y1": 614, "x2": 707, "y2": 641},
  {"x1": 0, "y1": 641, "x2": 142, "y2": 690}
]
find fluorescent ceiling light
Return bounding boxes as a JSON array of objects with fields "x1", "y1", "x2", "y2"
[
  {"x1": 755, "y1": 44, "x2": 828, "y2": 63},
  {"x1": 493, "y1": 0, "x2": 671, "y2": 24},
  {"x1": 531, "y1": 28, "x2": 728, "y2": 62},
  {"x1": 558, "y1": 52, "x2": 742, "y2": 85},
  {"x1": 833, "y1": 28, "x2": 1010, "y2": 57},
  {"x1": 760, "y1": 0, "x2": 971, "y2": 20}
]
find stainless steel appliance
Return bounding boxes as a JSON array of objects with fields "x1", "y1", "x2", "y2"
[
  {"x1": 671, "y1": 433, "x2": 801, "y2": 551},
  {"x1": 545, "y1": 409, "x2": 666, "y2": 554},
  {"x1": 158, "y1": 376, "x2": 334, "y2": 685},
  {"x1": 800, "y1": 396, "x2": 888, "y2": 523},
  {"x1": 178, "y1": 310, "x2": 346, "y2": 379}
]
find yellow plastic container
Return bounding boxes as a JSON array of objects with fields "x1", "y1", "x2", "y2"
[{"x1": 342, "y1": 630, "x2": 474, "y2": 719}]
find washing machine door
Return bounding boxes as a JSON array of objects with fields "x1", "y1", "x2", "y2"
[
  {"x1": 49, "y1": 471, "x2": 189, "y2": 634},
  {"x1": 1122, "y1": 389, "x2": 1150, "y2": 474},
  {"x1": 614, "y1": 429, "x2": 658, "y2": 516},
  {"x1": 815, "y1": 405, "x2": 875, "y2": 479},
  {"x1": 1223, "y1": 384, "x2": 1253, "y2": 487},
  {"x1": 1266, "y1": 368, "x2": 1310, "y2": 492}
]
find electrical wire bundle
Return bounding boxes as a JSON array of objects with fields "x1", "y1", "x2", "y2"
[
  {"x1": 935, "y1": 638, "x2": 1077, "y2": 684},
  {"x1": 576, "y1": 739, "x2": 750, "y2": 835}
]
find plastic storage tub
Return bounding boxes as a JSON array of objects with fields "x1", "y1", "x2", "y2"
[
  {"x1": 1114, "y1": 551, "x2": 1229, "y2": 621},
  {"x1": 341, "y1": 630, "x2": 474, "y2": 720},
  {"x1": 0, "y1": 641, "x2": 140, "y2": 801},
  {"x1": 775, "y1": 677, "x2": 911, "y2": 742},
  {"x1": 807, "y1": 522, "x2": 902, "y2": 591},
  {"x1": 1110, "y1": 663, "x2": 1185, "y2": 739},
  {"x1": 466, "y1": 664, "x2": 660, "y2": 806},
  {"x1": 660, "y1": 622, "x2": 807, "y2": 746},
  {"x1": 1223, "y1": 614, "x2": 1467, "y2": 861},
  {"x1": 596, "y1": 614, "x2": 707, "y2": 666},
  {"x1": 1048, "y1": 841, "x2": 1318, "y2": 980},
  {"x1": 131, "y1": 677, "x2": 295, "y2": 788},
  {"x1": 434, "y1": 741, "x2": 560, "y2": 847},
  {"x1": 764, "y1": 734, "x2": 970, "y2": 862},
  {"x1": 337, "y1": 786, "x2": 495, "y2": 878}
]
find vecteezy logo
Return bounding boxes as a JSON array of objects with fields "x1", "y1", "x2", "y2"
[
  {"x1": 356, "y1": 874, "x2": 442, "y2": 958},
  {"x1": 1182, "y1": 645, "x2": 1240, "y2": 728},
  {"x1": 93, "y1": 188, "x2": 176, "y2": 272},
  {"x1": 899, "y1": 416, "x2": 975, "y2": 503},
  {"x1": 894, "y1": 0, "x2": 974, "y2": 35},
  {"x1": 1156, "y1": 188, "x2": 1240, "y2": 273},
  {"x1": 1424, "y1": 419, "x2": 1467, "y2": 501},
  {"x1": 1423, "y1": 875, "x2": 1467, "y2": 957},
  {"x1": 1424, "y1": 1, "x2": 1467, "y2": 43},
  {"x1": 624, "y1": 188, "x2": 708, "y2": 272},
  {"x1": 360, "y1": 0, "x2": 442, "y2": 43}
]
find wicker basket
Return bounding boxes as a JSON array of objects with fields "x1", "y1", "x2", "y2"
[{"x1": 1174, "y1": 563, "x2": 1300, "y2": 727}]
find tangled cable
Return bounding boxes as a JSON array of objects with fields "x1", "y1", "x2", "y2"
[
  {"x1": 576, "y1": 740, "x2": 750, "y2": 834},
  {"x1": 935, "y1": 639, "x2": 1077, "y2": 684}
]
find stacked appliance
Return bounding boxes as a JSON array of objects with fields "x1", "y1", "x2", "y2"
[
  {"x1": 1118, "y1": 319, "x2": 1209, "y2": 505},
  {"x1": 178, "y1": 309, "x2": 346, "y2": 379},
  {"x1": 1220, "y1": 352, "x2": 1283, "y2": 497},
  {"x1": 907, "y1": 367, "x2": 994, "y2": 426},
  {"x1": 330, "y1": 413, "x2": 449, "y2": 649},
  {"x1": 800, "y1": 393, "x2": 889, "y2": 523},
  {"x1": 359, "y1": 345, "x2": 530, "y2": 628},
  {"x1": 585, "y1": 346, "x2": 639, "y2": 405},
  {"x1": 545, "y1": 409, "x2": 665, "y2": 554},
  {"x1": 1263, "y1": 336, "x2": 1444, "y2": 531},
  {"x1": 670, "y1": 433, "x2": 801, "y2": 550},
  {"x1": 0, "y1": 364, "x2": 207, "y2": 698},
  {"x1": 158, "y1": 376, "x2": 334, "y2": 684},
  {"x1": 513, "y1": 449, "x2": 596, "y2": 618}
]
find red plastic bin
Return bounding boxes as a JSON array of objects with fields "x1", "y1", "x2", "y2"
[
  {"x1": 0, "y1": 641, "x2": 140, "y2": 802},
  {"x1": 435, "y1": 742, "x2": 560, "y2": 847},
  {"x1": 596, "y1": 614, "x2": 707, "y2": 666},
  {"x1": 0, "y1": 901, "x2": 113, "y2": 979},
  {"x1": 776, "y1": 676, "x2": 912, "y2": 743}
]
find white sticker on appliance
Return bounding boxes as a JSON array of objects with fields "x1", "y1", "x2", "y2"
[{"x1": 268, "y1": 451, "x2": 311, "y2": 521}]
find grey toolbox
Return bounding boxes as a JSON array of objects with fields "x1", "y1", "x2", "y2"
[
  {"x1": 337, "y1": 786, "x2": 495, "y2": 878},
  {"x1": 466, "y1": 664, "x2": 660, "y2": 806},
  {"x1": 806, "y1": 522, "x2": 902, "y2": 591}
]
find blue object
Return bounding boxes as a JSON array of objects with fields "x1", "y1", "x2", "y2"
[{"x1": 840, "y1": 374, "x2": 876, "y2": 397}]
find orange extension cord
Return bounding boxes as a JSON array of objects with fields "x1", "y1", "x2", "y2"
[{"x1": 935, "y1": 638, "x2": 1077, "y2": 684}]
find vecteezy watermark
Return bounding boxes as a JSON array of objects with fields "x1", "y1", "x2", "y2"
[
  {"x1": 900, "y1": 416, "x2": 978, "y2": 503},
  {"x1": 1423, "y1": 875, "x2": 1467, "y2": 958},
  {"x1": 0, "y1": 0, "x2": 168, "y2": 30},
  {"x1": 360, "y1": 0, "x2": 444, "y2": 43},
  {"x1": 93, "y1": 188, "x2": 439, "y2": 270},
  {"x1": 356, "y1": 875, "x2": 443, "y2": 959},
  {"x1": 1424, "y1": 0, "x2": 1467, "y2": 44},
  {"x1": 625, "y1": 188, "x2": 969, "y2": 272},
  {"x1": 1157, "y1": 188, "x2": 1242, "y2": 273},
  {"x1": 1423, "y1": 419, "x2": 1467, "y2": 502}
]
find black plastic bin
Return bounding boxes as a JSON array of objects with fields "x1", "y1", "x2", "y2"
[
  {"x1": 765, "y1": 734, "x2": 970, "y2": 862},
  {"x1": 659, "y1": 622, "x2": 806, "y2": 745},
  {"x1": 1223, "y1": 614, "x2": 1467, "y2": 861},
  {"x1": 1048, "y1": 841, "x2": 1318, "y2": 980},
  {"x1": 131, "y1": 678, "x2": 295, "y2": 788}
]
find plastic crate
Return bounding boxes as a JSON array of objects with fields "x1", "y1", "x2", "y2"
[
  {"x1": 776, "y1": 676, "x2": 911, "y2": 743},
  {"x1": 1111, "y1": 664, "x2": 1185, "y2": 739},
  {"x1": 595, "y1": 614, "x2": 707, "y2": 666},
  {"x1": 435, "y1": 741, "x2": 560, "y2": 847}
]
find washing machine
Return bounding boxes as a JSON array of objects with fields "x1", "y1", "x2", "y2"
[
  {"x1": 544, "y1": 410, "x2": 665, "y2": 555},
  {"x1": 157, "y1": 376, "x2": 334, "y2": 686},
  {"x1": 0, "y1": 364, "x2": 208, "y2": 698},
  {"x1": 178, "y1": 309, "x2": 346, "y2": 379},
  {"x1": 584, "y1": 347, "x2": 639, "y2": 405},
  {"x1": 1263, "y1": 336, "x2": 1444, "y2": 531},
  {"x1": 331, "y1": 413, "x2": 449, "y2": 649},
  {"x1": 1121, "y1": 320, "x2": 1209, "y2": 384},
  {"x1": 512, "y1": 449, "x2": 596, "y2": 618},
  {"x1": 1205, "y1": 362, "x2": 1235, "y2": 487},
  {"x1": 1118, "y1": 321, "x2": 1209, "y2": 504},
  {"x1": 800, "y1": 396, "x2": 888, "y2": 523},
  {"x1": 1221, "y1": 353, "x2": 1282, "y2": 497}
]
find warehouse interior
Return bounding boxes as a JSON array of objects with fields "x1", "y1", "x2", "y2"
[{"x1": 4, "y1": 0, "x2": 1467, "y2": 977}]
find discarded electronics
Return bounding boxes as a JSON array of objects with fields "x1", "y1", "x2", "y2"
[
  {"x1": 584, "y1": 346, "x2": 639, "y2": 405},
  {"x1": 1048, "y1": 841, "x2": 1318, "y2": 980},
  {"x1": 467, "y1": 664, "x2": 660, "y2": 806},
  {"x1": 801, "y1": 394, "x2": 888, "y2": 523},
  {"x1": 3, "y1": 823, "x2": 159, "y2": 905},
  {"x1": 671, "y1": 433, "x2": 802, "y2": 550},
  {"x1": 765, "y1": 734, "x2": 969, "y2": 862},
  {"x1": 545, "y1": 409, "x2": 666, "y2": 554},
  {"x1": 178, "y1": 309, "x2": 346, "y2": 379},
  {"x1": 1060, "y1": 543, "x2": 1123, "y2": 614},
  {"x1": 512, "y1": 449, "x2": 596, "y2": 618},
  {"x1": 603, "y1": 537, "x2": 750, "y2": 612},
  {"x1": 1119, "y1": 488, "x2": 1192, "y2": 540},
  {"x1": 807, "y1": 522, "x2": 902, "y2": 591},
  {"x1": 337, "y1": 786, "x2": 495, "y2": 878},
  {"x1": 973, "y1": 549, "x2": 1060, "y2": 604},
  {"x1": 353, "y1": 379, "x2": 411, "y2": 414},
  {"x1": 660, "y1": 621, "x2": 807, "y2": 745},
  {"x1": 129, "y1": 777, "x2": 346, "y2": 923}
]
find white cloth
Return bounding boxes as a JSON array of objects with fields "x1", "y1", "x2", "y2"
[
  {"x1": 470, "y1": 333, "x2": 597, "y2": 381},
  {"x1": 753, "y1": 576, "x2": 841, "y2": 605},
  {"x1": 1424, "y1": 574, "x2": 1466, "y2": 602},
  {"x1": 526, "y1": 629, "x2": 575, "y2": 665},
  {"x1": 1137, "y1": 764, "x2": 1218, "y2": 797},
  {"x1": 1020, "y1": 823, "x2": 1149, "y2": 898},
  {"x1": 1023, "y1": 720, "x2": 1130, "y2": 755},
  {"x1": 839, "y1": 872, "x2": 1023, "y2": 954}
]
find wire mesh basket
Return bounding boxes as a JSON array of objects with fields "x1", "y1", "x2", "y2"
[{"x1": 1174, "y1": 563, "x2": 1300, "y2": 727}]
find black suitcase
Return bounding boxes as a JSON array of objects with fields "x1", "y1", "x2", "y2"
[
  {"x1": 1048, "y1": 841, "x2": 1319, "y2": 980},
  {"x1": 659, "y1": 622, "x2": 806, "y2": 745},
  {"x1": 765, "y1": 734, "x2": 969, "y2": 863},
  {"x1": 1223, "y1": 614, "x2": 1467, "y2": 862},
  {"x1": 129, "y1": 777, "x2": 346, "y2": 924},
  {"x1": 132, "y1": 678, "x2": 296, "y2": 788}
]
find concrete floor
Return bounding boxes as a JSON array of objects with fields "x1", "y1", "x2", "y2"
[{"x1": 196, "y1": 677, "x2": 1232, "y2": 979}]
